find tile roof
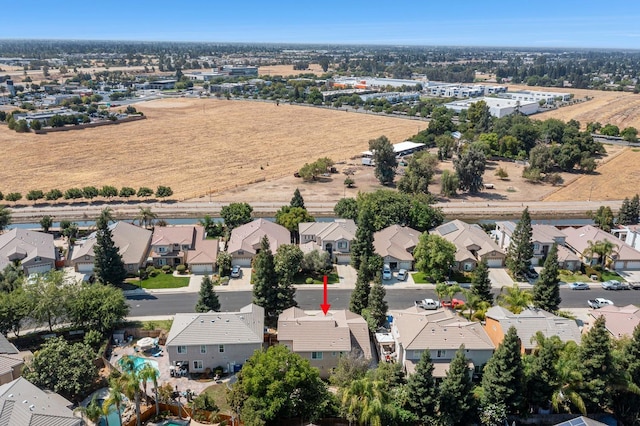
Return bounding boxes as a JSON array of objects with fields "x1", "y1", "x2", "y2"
[
  {"x1": 405, "y1": 359, "x2": 475, "y2": 378},
  {"x1": 0, "y1": 377, "x2": 80, "y2": 426},
  {"x1": 563, "y1": 225, "x2": 640, "y2": 261},
  {"x1": 227, "y1": 219, "x2": 290, "y2": 255},
  {"x1": 532, "y1": 224, "x2": 567, "y2": 244},
  {"x1": 373, "y1": 225, "x2": 421, "y2": 261},
  {"x1": 186, "y1": 226, "x2": 218, "y2": 265},
  {"x1": 151, "y1": 225, "x2": 196, "y2": 246},
  {"x1": 277, "y1": 308, "x2": 372, "y2": 358},
  {"x1": 0, "y1": 229, "x2": 56, "y2": 271},
  {"x1": 432, "y1": 220, "x2": 505, "y2": 262},
  {"x1": 554, "y1": 416, "x2": 608, "y2": 426},
  {"x1": 390, "y1": 307, "x2": 494, "y2": 351},
  {"x1": 0, "y1": 355, "x2": 23, "y2": 378},
  {"x1": 298, "y1": 219, "x2": 357, "y2": 242},
  {"x1": 166, "y1": 304, "x2": 264, "y2": 347},
  {"x1": 71, "y1": 221, "x2": 152, "y2": 265},
  {"x1": 0, "y1": 334, "x2": 18, "y2": 355},
  {"x1": 485, "y1": 306, "x2": 582, "y2": 349},
  {"x1": 590, "y1": 304, "x2": 640, "y2": 338}
]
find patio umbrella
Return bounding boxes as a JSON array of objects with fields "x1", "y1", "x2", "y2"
[{"x1": 137, "y1": 337, "x2": 155, "y2": 350}]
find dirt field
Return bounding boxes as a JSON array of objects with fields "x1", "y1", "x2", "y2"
[
  {"x1": 0, "y1": 98, "x2": 425, "y2": 200},
  {"x1": 508, "y1": 84, "x2": 640, "y2": 130},
  {"x1": 258, "y1": 63, "x2": 326, "y2": 77}
]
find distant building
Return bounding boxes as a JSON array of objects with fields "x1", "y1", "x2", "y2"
[
  {"x1": 12, "y1": 108, "x2": 76, "y2": 124},
  {"x1": 361, "y1": 141, "x2": 426, "y2": 165},
  {"x1": 184, "y1": 66, "x2": 258, "y2": 81},
  {"x1": 502, "y1": 90, "x2": 572, "y2": 104},
  {"x1": 146, "y1": 79, "x2": 177, "y2": 90},
  {"x1": 444, "y1": 97, "x2": 539, "y2": 118}
]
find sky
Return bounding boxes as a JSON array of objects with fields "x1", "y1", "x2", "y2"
[{"x1": 2, "y1": 0, "x2": 639, "y2": 49}]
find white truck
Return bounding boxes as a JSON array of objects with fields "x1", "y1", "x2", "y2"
[
  {"x1": 415, "y1": 298, "x2": 442, "y2": 310},
  {"x1": 588, "y1": 298, "x2": 614, "y2": 309}
]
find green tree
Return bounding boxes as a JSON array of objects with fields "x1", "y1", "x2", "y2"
[
  {"x1": 524, "y1": 333, "x2": 563, "y2": 413},
  {"x1": 216, "y1": 251, "x2": 232, "y2": 277},
  {"x1": 274, "y1": 244, "x2": 304, "y2": 285},
  {"x1": 0, "y1": 206, "x2": 11, "y2": 232},
  {"x1": 82, "y1": 186, "x2": 99, "y2": 200},
  {"x1": 467, "y1": 99, "x2": 492, "y2": 133},
  {"x1": 290, "y1": 188, "x2": 305, "y2": 209},
  {"x1": 495, "y1": 167, "x2": 508, "y2": 180},
  {"x1": 228, "y1": 345, "x2": 331, "y2": 425},
  {"x1": 80, "y1": 395, "x2": 103, "y2": 425},
  {"x1": 577, "y1": 316, "x2": 613, "y2": 412},
  {"x1": 22, "y1": 337, "x2": 98, "y2": 402},
  {"x1": 454, "y1": 146, "x2": 486, "y2": 193},
  {"x1": 600, "y1": 123, "x2": 620, "y2": 136},
  {"x1": 583, "y1": 239, "x2": 618, "y2": 268},
  {"x1": 135, "y1": 206, "x2": 157, "y2": 228},
  {"x1": 588, "y1": 205, "x2": 615, "y2": 232},
  {"x1": 221, "y1": 202, "x2": 253, "y2": 232},
  {"x1": 93, "y1": 217, "x2": 127, "y2": 285},
  {"x1": 45, "y1": 188, "x2": 63, "y2": 201},
  {"x1": 66, "y1": 282, "x2": 129, "y2": 333},
  {"x1": 618, "y1": 196, "x2": 639, "y2": 225},
  {"x1": 96, "y1": 207, "x2": 115, "y2": 229},
  {"x1": 334, "y1": 197, "x2": 358, "y2": 220},
  {"x1": 136, "y1": 186, "x2": 153, "y2": 197},
  {"x1": 480, "y1": 326, "x2": 524, "y2": 416},
  {"x1": 529, "y1": 144, "x2": 554, "y2": 173},
  {"x1": 39, "y1": 215, "x2": 53, "y2": 232},
  {"x1": 370, "y1": 135, "x2": 397, "y2": 185},
  {"x1": 533, "y1": 243, "x2": 561, "y2": 312},
  {"x1": 405, "y1": 350, "x2": 437, "y2": 425},
  {"x1": 0, "y1": 289, "x2": 30, "y2": 336},
  {"x1": 199, "y1": 214, "x2": 224, "y2": 238},
  {"x1": 5, "y1": 192, "x2": 22, "y2": 202},
  {"x1": 506, "y1": 207, "x2": 533, "y2": 279},
  {"x1": 139, "y1": 363, "x2": 161, "y2": 417},
  {"x1": 613, "y1": 324, "x2": 640, "y2": 424},
  {"x1": 351, "y1": 205, "x2": 376, "y2": 269},
  {"x1": 100, "y1": 185, "x2": 119, "y2": 198},
  {"x1": 363, "y1": 277, "x2": 388, "y2": 331},
  {"x1": 275, "y1": 206, "x2": 314, "y2": 244},
  {"x1": 350, "y1": 260, "x2": 372, "y2": 315},
  {"x1": 471, "y1": 260, "x2": 493, "y2": 304},
  {"x1": 398, "y1": 151, "x2": 439, "y2": 195},
  {"x1": 252, "y1": 236, "x2": 279, "y2": 327},
  {"x1": 26, "y1": 271, "x2": 70, "y2": 332},
  {"x1": 195, "y1": 275, "x2": 221, "y2": 312},
  {"x1": 438, "y1": 346, "x2": 475, "y2": 425},
  {"x1": 119, "y1": 186, "x2": 136, "y2": 197},
  {"x1": 155, "y1": 185, "x2": 173, "y2": 198},
  {"x1": 26, "y1": 189, "x2": 44, "y2": 201},
  {"x1": 621, "y1": 126, "x2": 638, "y2": 143},
  {"x1": 341, "y1": 377, "x2": 396, "y2": 426},
  {"x1": 301, "y1": 250, "x2": 332, "y2": 276},
  {"x1": 64, "y1": 187, "x2": 83, "y2": 200},
  {"x1": 414, "y1": 233, "x2": 456, "y2": 283},
  {"x1": 355, "y1": 190, "x2": 443, "y2": 232},
  {"x1": 330, "y1": 353, "x2": 370, "y2": 388},
  {"x1": 497, "y1": 284, "x2": 533, "y2": 314},
  {"x1": 103, "y1": 378, "x2": 125, "y2": 426}
]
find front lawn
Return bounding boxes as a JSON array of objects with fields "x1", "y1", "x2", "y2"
[
  {"x1": 136, "y1": 274, "x2": 190, "y2": 289},
  {"x1": 411, "y1": 272, "x2": 431, "y2": 284},
  {"x1": 293, "y1": 272, "x2": 340, "y2": 284},
  {"x1": 559, "y1": 270, "x2": 623, "y2": 283}
]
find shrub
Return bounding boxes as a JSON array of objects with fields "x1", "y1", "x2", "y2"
[
  {"x1": 161, "y1": 265, "x2": 172, "y2": 273},
  {"x1": 5, "y1": 192, "x2": 22, "y2": 202},
  {"x1": 305, "y1": 277, "x2": 314, "y2": 284},
  {"x1": 219, "y1": 276, "x2": 230, "y2": 286},
  {"x1": 149, "y1": 270, "x2": 159, "y2": 278},
  {"x1": 585, "y1": 265, "x2": 601, "y2": 281},
  {"x1": 176, "y1": 264, "x2": 186, "y2": 274}
]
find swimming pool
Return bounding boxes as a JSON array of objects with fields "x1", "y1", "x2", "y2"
[
  {"x1": 97, "y1": 398, "x2": 122, "y2": 426},
  {"x1": 118, "y1": 356, "x2": 160, "y2": 376}
]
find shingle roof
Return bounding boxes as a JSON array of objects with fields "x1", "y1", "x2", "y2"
[
  {"x1": 590, "y1": 304, "x2": 640, "y2": 338},
  {"x1": 390, "y1": 307, "x2": 494, "y2": 351},
  {"x1": 563, "y1": 225, "x2": 640, "y2": 261},
  {"x1": 0, "y1": 334, "x2": 18, "y2": 355},
  {"x1": 554, "y1": 416, "x2": 607, "y2": 426},
  {"x1": 532, "y1": 224, "x2": 567, "y2": 245},
  {"x1": 432, "y1": 220, "x2": 505, "y2": 262},
  {"x1": 0, "y1": 229, "x2": 56, "y2": 271},
  {"x1": 298, "y1": 219, "x2": 357, "y2": 242},
  {"x1": 227, "y1": 219, "x2": 290, "y2": 256},
  {"x1": 0, "y1": 377, "x2": 80, "y2": 426},
  {"x1": 166, "y1": 304, "x2": 264, "y2": 347},
  {"x1": 277, "y1": 308, "x2": 372, "y2": 358},
  {"x1": 373, "y1": 225, "x2": 421, "y2": 261},
  {"x1": 485, "y1": 306, "x2": 582, "y2": 349},
  {"x1": 186, "y1": 226, "x2": 218, "y2": 265},
  {"x1": 71, "y1": 221, "x2": 152, "y2": 265},
  {"x1": 0, "y1": 355, "x2": 23, "y2": 378},
  {"x1": 151, "y1": 225, "x2": 196, "y2": 246}
]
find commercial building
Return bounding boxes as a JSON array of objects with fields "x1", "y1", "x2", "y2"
[
  {"x1": 361, "y1": 141, "x2": 426, "y2": 165},
  {"x1": 444, "y1": 97, "x2": 539, "y2": 118}
]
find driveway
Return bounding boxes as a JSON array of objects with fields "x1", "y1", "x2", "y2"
[
  {"x1": 336, "y1": 264, "x2": 357, "y2": 289},
  {"x1": 488, "y1": 268, "x2": 515, "y2": 288},
  {"x1": 616, "y1": 270, "x2": 640, "y2": 282}
]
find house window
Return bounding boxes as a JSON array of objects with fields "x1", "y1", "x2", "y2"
[
  {"x1": 337, "y1": 241, "x2": 348, "y2": 249},
  {"x1": 437, "y1": 350, "x2": 447, "y2": 358},
  {"x1": 193, "y1": 360, "x2": 203, "y2": 370},
  {"x1": 177, "y1": 346, "x2": 187, "y2": 354},
  {"x1": 237, "y1": 250, "x2": 244, "y2": 255},
  {"x1": 128, "y1": 265, "x2": 134, "y2": 270},
  {"x1": 158, "y1": 247, "x2": 166, "y2": 253},
  {"x1": 311, "y1": 352, "x2": 323, "y2": 360},
  {"x1": 84, "y1": 255, "x2": 90, "y2": 261},
  {"x1": 158, "y1": 259, "x2": 166, "y2": 266},
  {"x1": 219, "y1": 345, "x2": 225, "y2": 353},
  {"x1": 200, "y1": 345, "x2": 207, "y2": 354},
  {"x1": 182, "y1": 245, "x2": 190, "y2": 251},
  {"x1": 35, "y1": 256, "x2": 41, "y2": 262},
  {"x1": 332, "y1": 352, "x2": 337, "y2": 357},
  {"x1": 464, "y1": 263, "x2": 473, "y2": 271},
  {"x1": 533, "y1": 244, "x2": 539, "y2": 252}
]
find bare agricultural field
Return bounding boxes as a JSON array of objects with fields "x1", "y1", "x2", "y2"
[
  {"x1": 0, "y1": 98, "x2": 425, "y2": 200},
  {"x1": 258, "y1": 63, "x2": 326, "y2": 77},
  {"x1": 508, "y1": 84, "x2": 640, "y2": 130}
]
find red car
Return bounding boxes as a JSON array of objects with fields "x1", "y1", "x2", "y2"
[{"x1": 441, "y1": 299, "x2": 465, "y2": 308}]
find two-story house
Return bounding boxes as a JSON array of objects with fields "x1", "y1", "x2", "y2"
[
  {"x1": 373, "y1": 225, "x2": 422, "y2": 271},
  {"x1": 299, "y1": 219, "x2": 357, "y2": 264},
  {"x1": 227, "y1": 219, "x2": 290, "y2": 267},
  {"x1": 564, "y1": 225, "x2": 640, "y2": 270},
  {"x1": 432, "y1": 220, "x2": 505, "y2": 270},
  {"x1": 148, "y1": 225, "x2": 218, "y2": 273},
  {"x1": 0, "y1": 229, "x2": 58, "y2": 276},
  {"x1": 0, "y1": 334, "x2": 23, "y2": 386}
]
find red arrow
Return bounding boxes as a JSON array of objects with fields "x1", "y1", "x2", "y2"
[{"x1": 320, "y1": 275, "x2": 330, "y2": 315}]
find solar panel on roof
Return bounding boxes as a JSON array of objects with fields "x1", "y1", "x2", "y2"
[{"x1": 438, "y1": 222, "x2": 458, "y2": 236}]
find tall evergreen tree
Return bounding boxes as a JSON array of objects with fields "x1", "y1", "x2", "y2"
[
  {"x1": 630, "y1": 194, "x2": 640, "y2": 223},
  {"x1": 577, "y1": 316, "x2": 613, "y2": 412},
  {"x1": 438, "y1": 346, "x2": 475, "y2": 426},
  {"x1": 506, "y1": 207, "x2": 533, "y2": 279},
  {"x1": 480, "y1": 326, "x2": 524, "y2": 416},
  {"x1": 252, "y1": 236, "x2": 279, "y2": 326},
  {"x1": 613, "y1": 323, "x2": 640, "y2": 424},
  {"x1": 93, "y1": 220, "x2": 127, "y2": 285},
  {"x1": 618, "y1": 197, "x2": 634, "y2": 225},
  {"x1": 405, "y1": 350, "x2": 437, "y2": 425},
  {"x1": 524, "y1": 333, "x2": 561, "y2": 412},
  {"x1": 351, "y1": 205, "x2": 375, "y2": 269},
  {"x1": 365, "y1": 276, "x2": 388, "y2": 331},
  {"x1": 471, "y1": 260, "x2": 493, "y2": 304},
  {"x1": 290, "y1": 188, "x2": 305, "y2": 209},
  {"x1": 533, "y1": 244, "x2": 561, "y2": 312},
  {"x1": 349, "y1": 260, "x2": 371, "y2": 315},
  {"x1": 454, "y1": 146, "x2": 486, "y2": 193},
  {"x1": 195, "y1": 275, "x2": 220, "y2": 312}
]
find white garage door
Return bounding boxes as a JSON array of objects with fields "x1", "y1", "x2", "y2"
[
  {"x1": 27, "y1": 264, "x2": 53, "y2": 275},
  {"x1": 486, "y1": 258, "x2": 504, "y2": 268},
  {"x1": 191, "y1": 264, "x2": 214, "y2": 275},
  {"x1": 76, "y1": 263, "x2": 94, "y2": 273},
  {"x1": 614, "y1": 261, "x2": 627, "y2": 270},
  {"x1": 233, "y1": 257, "x2": 252, "y2": 267},
  {"x1": 624, "y1": 261, "x2": 640, "y2": 270}
]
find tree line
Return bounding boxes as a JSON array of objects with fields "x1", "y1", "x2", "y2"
[{"x1": 0, "y1": 185, "x2": 173, "y2": 203}]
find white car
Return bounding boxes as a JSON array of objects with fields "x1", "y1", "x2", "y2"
[
  {"x1": 382, "y1": 265, "x2": 392, "y2": 280},
  {"x1": 588, "y1": 298, "x2": 614, "y2": 309},
  {"x1": 397, "y1": 269, "x2": 408, "y2": 281},
  {"x1": 569, "y1": 282, "x2": 589, "y2": 290}
]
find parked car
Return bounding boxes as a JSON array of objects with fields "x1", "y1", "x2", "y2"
[
  {"x1": 415, "y1": 298, "x2": 441, "y2": 310},
  {"x1": 588, "y1": 298, "x2": 614, "y2": 309},
  {"x1": 630, "y1": 282, "x2": 640, "y2": 290},
  {"x1": 382, "y1": 264, "x2": 392, "y2": 280},
  {"x1": 441, "y1": 298, "x2": 465, "y2": 308},
  {"x1": 230, "y1": 265, "x2": 241, "y2": 278},
  {"x1": 601, "y1": 280, "x2": 629, "y2": 290},
  {"x1": 569, "y1": 282, "x2": 590, "y2": 290},
  {"x1": 397, "y1": 269, "x2": 408, "y2": 281}
]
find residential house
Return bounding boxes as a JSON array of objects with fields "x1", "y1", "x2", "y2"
[
  {"x1": 71, "y1": 221, "x2": 152, "y2": 274},
  {"x1": 277, "y1": 307, "x2": 372, "y2": 378},
  {"x1": 166, "y1": 304, "x2": 264, "y2": 374},
  {"x1": 432, "y1": 220, "x2": 505, "y2": 270},
  {"x1": 590, "y1": 304, "x2": 640, "y2": 339},
  {"x1": 227, "y1": 219, "x2": 290, "y2": 267},
  {"x1": 554, "y1": 417, "x2": 608, "y2": 426},
  {"x1": 389, "y1": 306, "x2": 495, "y2": 377},
  {"x1": 299, "y1": 219, "x2": 357, "y2": 264},
  {"x1": 611, "y1": 224, "x2": 640, "y2": 251},
  {"x1": 0, "y1": 334, "x2": 23, "y2": 386},
  {"x1": 564, "y1": 225, "x2": 640, "y2": 270},
  {"x1": 373, "y1": 225, "x2": 421, "y2": 270},
  {"x1": 0, "y1": 377, "x2": 81, "y2": 426},
  {"x1": 149, "y1": 225, "x2": 218, "y2": 273},
  {"x1": 0, "y1": 229, "x2": 57, "y2": 275},
  {"x1": 484, "y1": 306, "x2": 582, "y2": 354},
  {"x1": 495, "y1": 222, "x2": 581, "y2": 270}
]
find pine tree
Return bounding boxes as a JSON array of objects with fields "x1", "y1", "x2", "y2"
[
  {"x1": 93, "y1": 221, "x2": 127, "y2": 285},
  {"x1": 480, "y1": 326, "x2": 524, "y2": 416},
  {"x1": 618, "y1": 197, "x2": 634, "y2": 225},
  {"x1": 290, "y1": 188, "x2": 305, "y2": 209},
  {"x1": 532, "y1": 244, "x2": 561, "y2": 312},
  {"x1": 252, "y1": 236, "x2": 279, "y2": 327},
  {"x1": 630, "y1": 194, "x2": 640, "y2": 223},
  {"x1": 613, "y1": 324, "x2": 640, "y2": 424},
  {"x1": 195, "y1": 276, "x2": 220, "y2": 312},
  {"x1": 524, "y1": 333, "x2": 562, "y2": 411},
  {"x1": 438, "y1": 346, "x2": 475, "y2": 425},
  {"x1": 366, "y1": 276, "x2": 388, "y2": 331},
  {"x1": 577, "y1": 316, "x2": 613, "y2": 412},
  {"x1": 506, "y1": 207, "x2": 533, "y2": 279},
  {"x1": 405, "y1": 350, "x2": 437, "y2": 425},
  {"x1": 351, "y1": 206, "x2": 375, "y2": 270},
  {"x1": 349, "y1": 260, "x2": 371, "y2": 315},
  {"x1": 471, "y1": 260, "x2": 493, "y2": 304}
]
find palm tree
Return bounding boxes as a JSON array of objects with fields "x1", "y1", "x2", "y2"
[
  {"x1": 139, "y1": 363, "x2": 160, "y2": 416},
  {"x1": 341, "y1": 378, "x2": 394, "y2": 426},
  {"x1": 463, "y1": 290, "x2": 492, "y2": 321},
  {"x1": 122, "y1": 370, "x2": 143, "y2": 426},
  {"x1": 583, "y1": 239, "x2": 618, "y2": 268},
  {"x1": 103, "y1": 377, "x2": 125, "y2": 426},
  {"x1": 497, "y1": 283, "x2": 533, "y2": 314},
  {"x1": 78, "y1": 395, "x2": 103, "y2": 425},
  {"x1": 135, "y1": 207, "x2": 157, "y2": 229},
  {"x1": 551, "y1": 341, "x2": 586, "y2": 415},
  {"x1": 97, "y1": 207, "x2": 115, "y2": 229}
]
